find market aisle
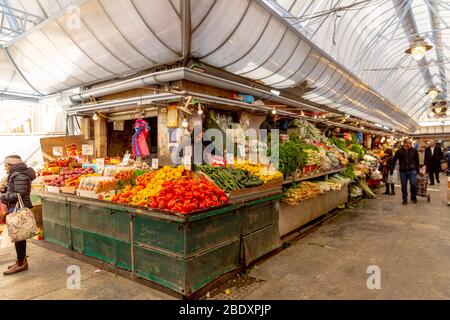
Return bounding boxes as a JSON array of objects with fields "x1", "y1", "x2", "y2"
[
  {"x1": 0, "y1": 242, "x2": 173, "y2": 300},
  {"x1": 242, "y1": 180, "x2": 450, "y2": 300}
]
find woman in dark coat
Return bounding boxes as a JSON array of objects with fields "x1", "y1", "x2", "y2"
[
  {"x1": 0, "y1": 155, "x2": 36, "y2": 275},
  {"x1": 380, "y1": 148, "x2": 395, "y2": 195}
]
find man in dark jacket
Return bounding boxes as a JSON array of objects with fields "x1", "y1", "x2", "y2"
[
  {"x1": 424, "y1": 140, "x2": 444, "y2": 185},
  {"x1": 391, "y1": 139, "x2": 419, "y2": 205},
  {"x1": 0, "y1": 155, "x2": 36, "y2": 275}
]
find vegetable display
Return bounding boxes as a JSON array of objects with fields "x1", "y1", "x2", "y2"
[
  {"x1": 350, "y1": 144, "x2": 366, "y2": 160},
  {"x1": 148, "y1": 177, "x2": 228, "y2": 214},
  {"x1": 279, "y1": 140, "x2": 307, "y2": 178},
  {"x1": 233, "y1": 161, "x2": 283, "y2": 183},
  {"x1": 112, "y1": 166, "x2": 185, "y2": 205},
  {"x1": 199, "y1": 165, "x2": 263, "y2": 193},
  {"x1": 45, "y1": 168, "x2": 95, "y2": 187},
  {"x1": 283, "y1": 182, "x2": 321, "y2": 205}
]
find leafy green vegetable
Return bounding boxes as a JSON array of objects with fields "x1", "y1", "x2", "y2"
[
  {"x1": 350, "y1": 144, "x2": 366, "y2": 160},
  {"x1": 279, "y1": 140, "x2": 307, "y2": 178}
]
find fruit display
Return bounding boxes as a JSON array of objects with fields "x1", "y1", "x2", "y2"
[
  {"x1": 47, "y1": 157, "x2": 76, "y2": 168},
  {"x1": 199, "y1": 165, "x2": 263, "y2": 193},
  {"x1": 111, "y1": 166, "x2": 185, "y2": 205},
  {"x1": 65, "y1": 144, "x2": 78, "y2": 157},
  {"x1": 283, "y1": 182, "x2": 321, "y2": 206},
  {"x1": 132, "y1": 160, "x2": 151, "y2": 171},
  {"x1": 233, "y1": 161, "x2": 283, "y2": 183},
  {"x1": 78, "y1": 176, "x2": 116, "y2": 193},
  {"x1": 45, "y1": 168, "x2": 95, "y2": 187},
  {"x1": 148, "y1": 177, "x2": 228, "y2": 214}
]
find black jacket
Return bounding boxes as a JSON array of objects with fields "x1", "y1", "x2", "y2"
[
  {"x1": 0, "y1": 163, "x2": 36, "y2": 210},
  {"x1": 391, "y1": 148, "x2": 419, "y2": 173},
  {"x1": 424, "y1": 146, "x2": 443, "y2": 168},
  {"x1": 380, "y1": 155, "x2": 393, "y2": 176}
]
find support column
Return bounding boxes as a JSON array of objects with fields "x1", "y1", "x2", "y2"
[
  {"x1": 94, "y1": 117, "x2": 107, "y2": 158},
  {"x1": 80, "y1": 117, "x2": 91, "y2": 140},
  {"x1": 158, "y1": 107, "x2": 171, "y2": 166}
]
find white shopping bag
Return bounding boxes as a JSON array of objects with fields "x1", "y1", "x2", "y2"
[
  {"x1": 0, "y1": 227, "x2": 14, "y2": 249},
  {"x1": 387, "y1": 170, "x2": 398, "y2": 184}
]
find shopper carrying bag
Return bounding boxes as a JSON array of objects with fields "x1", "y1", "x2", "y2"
[
  {"x1": 6, "y1": 194, "x2": 38, "y2": 243},
  {"x1": 0, "y1": 155, "x2": 36, "y2": 275}
]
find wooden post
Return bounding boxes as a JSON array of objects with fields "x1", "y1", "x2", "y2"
[
  {"x1": 158, "y1": 107, "x2": 171, "y2": 166},
  {"x1": 79, "y1": 117, "x2": 91, "y2": 140},
  {"x1": 94, "y1": 116, "x2": 107, "y2": 158}
]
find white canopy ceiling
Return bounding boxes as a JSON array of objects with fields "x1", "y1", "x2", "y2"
[{"x1": 1, "y1": 0, "x2": 446, "y2": 132}]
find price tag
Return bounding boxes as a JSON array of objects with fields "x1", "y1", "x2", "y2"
[
  {"x1": 82, "y1": 144, "x2": 94, "y2": 156},
  {"x1": 121, "y1": 153, "x2": 131, "y2": 166},
  {"x1": 96, "y1": 158, "x2": 105, "y2": 174},
  {"x1": 151, "y1": 158, "x2": 159, "y2": 169},
  {"x1": 53, "y1": 147, "x2": 63, "y2": 157}
]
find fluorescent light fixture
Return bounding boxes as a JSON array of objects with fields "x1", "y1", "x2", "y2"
[{"x1": 270, "y1": 89, "x2": 281, "y2": 96}]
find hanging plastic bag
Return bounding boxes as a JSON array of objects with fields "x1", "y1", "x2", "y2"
[
  {"x1": 420, "y1": 165, "x2": 427, "y2": 176},
  {"x1": 132, "y1": 119, "x2": 150, "y2": 157},
  {"x1": 387, "y1": 170, "x2": 398, "y2": 184},
  {"x1": 0, "y1": 226, "x2": 14, "y2": 249}
]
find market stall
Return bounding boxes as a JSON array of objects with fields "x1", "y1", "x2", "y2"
[{"x1": 35, "y1": 85, "x2": 382, "y2": 297}]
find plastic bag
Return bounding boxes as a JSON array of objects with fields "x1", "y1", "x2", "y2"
[
  {"x1": 387, "y1": 170, "x2": 398, "y2": 184},
  {"x1": 0, "y1": 227, "x2": 14, "y2": 249},
  {"x1": 420, "y1": 165, "x2": 427, "y2": 176}
]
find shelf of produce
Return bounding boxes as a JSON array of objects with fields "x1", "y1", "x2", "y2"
[
  {"x1": 40, "y1": 192, "x2": 281, "y2": 298},
  {"x1": 283, "y1": 168, "x2": 345, "y2": 184},
  {"x1": 279, "y1": 186, "x2": 349, "y2": 237}
]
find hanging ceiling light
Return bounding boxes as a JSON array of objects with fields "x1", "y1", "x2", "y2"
[
  {"x1": 405, "y1": 36, "x2": 433, "y2": 61},
  {"x1": 426, "y1": 86, "x2": 439, "y2": 99},
  {"x1": 197, "y1": 105, "x2": 203, "y2": 115},
  {"x1": 430, "y1": 93, "x2": 448, "y2": 115},
  {"x1": 92, "y1": 113, "x2": 98, "y2": 121},
  {"x1": 182, "y1": 117, "x2": 189, "y2": 128},
  {"x1": 271, "y1": 107, "x2": 277, "y2": 115}
]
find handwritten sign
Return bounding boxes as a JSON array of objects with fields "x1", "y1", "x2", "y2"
[
  {"x1": 152, "y1": 158, "x2": 159, "y2": 169},
  {"x1": 96, "y1": 158, "x2": 105, "y2": 174},
  {"x1": 53, "y1": 147, "x2": 64, "y2": 157},
  {"x1": 82, "y1": 144, "x2": 94, "y2": 156},
  {"x1": 121, "y1": 153, "x2": 131, "y2": 166}
]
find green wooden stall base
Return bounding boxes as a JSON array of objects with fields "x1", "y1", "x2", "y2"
[{"x1": 41, "y1": 193, "x2": 281, "y2": 297}]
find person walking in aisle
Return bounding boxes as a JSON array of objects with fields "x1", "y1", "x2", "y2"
[
  {"x1": 0, "y1": 155, "x2": 36, "y2": 275},
  {"x1": 380, "y1": 148, "x2": 395, "y2": 195},
  {"x1": 391, "y1": 139, "x2": 419, "y2": 205},
  {"x1": 444, "y1": 146, "x2": 450, "y2": 177},
  {"x1": 424, "y1": 140, "x2": 443, "y2": 185}
]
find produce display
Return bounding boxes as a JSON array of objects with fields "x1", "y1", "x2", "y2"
[
  {"x1": 303, "y1": 149, "x2": 321, "y2": 166},
  {"x1": 350, "y1": 144, "x2": 366, "y2": 160},
  {"x1": 47, "y1": 157, "x2": 76, "y2": 168},
  {"x1": 199, "y1": 165, "x2": 263, "y2": 193},
  {"x1": 111, "y1": 166, "x2": 185, "y2": 205},
  {"x1": 78, "y1": 176, "x2": 116, "y2": 193},
  {"x1": 111, "y1": 166, "x2": 227, "y2": 214},
  {"x1": 350, "y1": 185, "x2": 364, "y2": 198},
  {"x1": 279, "y1": 140, "x2": 307, "y2": 178},
  {"x1": 147, "y1": 177, "x2": 228, "y2": 214},
  {"x1": 283, "y1": 182, "x2": 321, "y2": 206},
  {"x1": 45, "y1": 168, "x2": 95, "y2": 187},
  {"x1": 233, "y1": 161, "x2": 283, "y2": 183}
]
